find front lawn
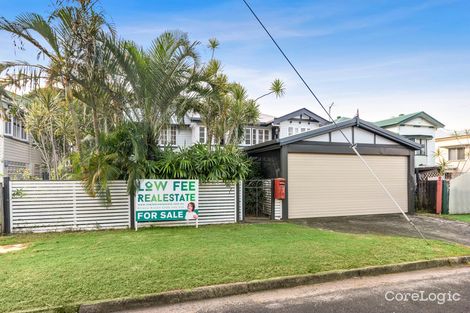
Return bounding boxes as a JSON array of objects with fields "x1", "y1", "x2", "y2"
[{"x1": 1, "y1": 223, "x2": 469, "y2": 312}]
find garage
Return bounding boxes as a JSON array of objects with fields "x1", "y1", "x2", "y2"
[
  {"x1": 288, "y1": 154, "x2": 408, "y2": 218},
  {"x1": 245, "y1": 117, "x2": 421, "y2": 219}
]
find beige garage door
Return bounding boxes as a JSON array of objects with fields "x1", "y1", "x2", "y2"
[{"x1": 288, "y1": 153, "x2": 408, "y2": 218}]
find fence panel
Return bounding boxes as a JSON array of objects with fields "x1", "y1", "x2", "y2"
[
  {"x1": 274, "y1": 199, "x2": 282, "y2": 220},
  {"x1": 9, "y1": 180, "x2": 238, "y2": 233},
  {"x1": 449, "y1": 173, "x2": 470, "y2": 214},
  {"x1": 10, "y1": 180, "x2": 130, "y2": 233}
]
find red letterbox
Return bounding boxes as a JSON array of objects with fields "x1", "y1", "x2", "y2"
[{"x1": 274, "y1": 178, "x2": 286, "y2": 200}]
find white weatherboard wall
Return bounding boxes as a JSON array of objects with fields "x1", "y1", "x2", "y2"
[
  {"x1": 10, "y1": 180, "x2": 130, "y2": 233},
  {"x1": 449, "y1": 173, "x2": 470, "y2": 214},
  {"x1": 138, "y1": 182, "x2": 237, "y2": 227}
]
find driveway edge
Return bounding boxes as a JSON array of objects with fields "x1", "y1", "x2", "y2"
[{"x1": 18, "y1": 256, "x2": 470, "y2": 313}]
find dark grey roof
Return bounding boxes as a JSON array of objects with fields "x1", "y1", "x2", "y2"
[
  {"x1": 245, "y1": 117, "x2": 422, "y2": 152},
  {"x1": 272, "y1": 107, "x2": 330, "y2": 125}
]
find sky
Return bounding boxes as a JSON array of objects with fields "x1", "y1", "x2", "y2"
[{"x1": 1, "y1": 0, "x2": 469, "y2": 129}]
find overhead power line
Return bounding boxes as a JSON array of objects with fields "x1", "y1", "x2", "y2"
[{"x1": 241, "y1": 0, "x2": 428, "y2": 243}]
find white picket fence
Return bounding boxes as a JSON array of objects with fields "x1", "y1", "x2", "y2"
[
  {"x1": 8, "y1": 180, "x2": 239, "y2": 233},
  {"x1": 449, "y1": 172, "x2": 470, "y2": 214}
]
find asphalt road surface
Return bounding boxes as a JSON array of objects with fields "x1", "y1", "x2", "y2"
[{"x1": 118, "y1": 266, "x2": 470, "y2": 313}]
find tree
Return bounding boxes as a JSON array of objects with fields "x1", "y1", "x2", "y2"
[
  {"x1": 255, "y1": 78, "x2": 286, "y2": 101},
  {"x1": 0, "y1": 0, "x2": 115, "y2": 151},
  {"x1": 194, "y1": 60, "x2": 285, "y2": 147},
  {"x1": 207, "y1": 38, "x2": 219, "y2": 59},
  {"x1": 104, "y1": 31, "x2": 201, "y2": 143},
  {"x1": 19, "y1": 88, "x2": 74, "y2": 179}
]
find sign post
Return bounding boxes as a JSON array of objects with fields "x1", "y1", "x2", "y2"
[{"x1": 135, "y1": 179, "x2": 199, "y2": 228}]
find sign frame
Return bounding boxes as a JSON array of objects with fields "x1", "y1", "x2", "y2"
[{"x1": 134, "y1": 179, "x2": 199, "y2": 230}]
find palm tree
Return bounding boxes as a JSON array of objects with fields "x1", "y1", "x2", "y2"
[
  {"x1": 0, "y1": 11, "x2": 79, "y2": 150},
  {"x1": 102, "y1": 31, "x2": 201, "y2": 148},
  {"x1": 225, "y1": 84, "x2": 259, "y2": 144},
  {"x1": 255, "y1": 78, "x2": 286, "y2": 101},
  {"x1": 20, "y1": 88, "x2": 74, "y2": 179},
  {"x1": 207, "y1": 38, "x2": 220, "y2": 59},
  {"x1": 195, "y1": 61, "x2": 284, "y2": 146},
  {"x1": 0, "y1": 0, "x2": 115, "y2": 151}
]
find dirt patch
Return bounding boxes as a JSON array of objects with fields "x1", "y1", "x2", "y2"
[{"x1": 0, "y1": 244, "x2": 27, "y2": 254}]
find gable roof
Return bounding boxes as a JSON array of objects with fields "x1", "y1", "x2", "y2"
[
  {"x1": 273, "y1": 107, "x2": 330, "y2": 125},
  {"x1": 334, "y1": 116, "x2": 350, "y2": 123},
  {"x1": 245, "y1": 116, "x2": 422, "y2": 152},
  {"x1": 375, "y1": 111, "x2": 445, "y2": 128}
]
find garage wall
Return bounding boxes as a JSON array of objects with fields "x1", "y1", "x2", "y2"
[{"x1": 287, "y1": 154, "x2": 409, "y2": 218}]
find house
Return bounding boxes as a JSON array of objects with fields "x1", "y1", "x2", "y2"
[
  {"x1": 435, "y1": 130, "x2": 470, "y2": 178},
  {"x1": 246, "y1": 116, "x2": 421, "y2": 219},
  {"x1": 375, "y1": 112, "x2": 445, "y2": 168},
  {"x1": 0, "y1": 94, "x2": 43, "y2": 179},
  {"x1": 162, "y1": 108, "x2": 332, "y2": 148}
]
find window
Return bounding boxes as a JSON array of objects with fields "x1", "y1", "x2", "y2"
[
  {"x1": 414, "y1": 138, "x2": 428, "y2": 156},
  {"x1": 244, "y1": 128, "x2": 251, "y2": 145},
  {"x1": 301, "y1": 128, "x2": 306, "y2": 133},
  {"x1": 288, "y1": 127, "x2": 293, "y2": 136},
  {"x1": 258, "y1": 129, "x2": 264, "y2": 143},
  {"x1": 5, "y1": 118, "x2": 12, "y2": 135},
  {"x1": 199, "y1": 126, "x2": 207, "y2": 144},
  {"x1": 4, "y1": 115, "x2": 27, "y2": 141},
  {"x1": 159, "y1": 126, "x2": 177, "y2": 146},
  {"x1": 252, "y1": 128, "x2": 257, "y2": 145},
  {"x1": 159, "y1": 128, "x2": 168, "y2": 145},
  {"x1": 449, "y1": 148, "x2": 465, "y2": 161},
  {"x1": 295, "y1": 128, "x2": 299, "y2": 134},
  {"x1": 264, "y1": 129, "x2": 270, "y2": 142},
  {"x1": 170, "y1": 126, "x2": 177, "y2": 146}
]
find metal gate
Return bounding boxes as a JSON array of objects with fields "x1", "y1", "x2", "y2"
[{"x1": 243, "y1": 180, "x2": 274, "y2": 219}]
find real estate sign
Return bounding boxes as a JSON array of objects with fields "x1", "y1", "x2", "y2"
[{"x1": 135, "y1": 179, "x2": 199, "y2": 223}]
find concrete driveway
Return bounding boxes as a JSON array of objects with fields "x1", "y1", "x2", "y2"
[{"x1": 290, "y1": 214, "x2": 470, "y2": 246}]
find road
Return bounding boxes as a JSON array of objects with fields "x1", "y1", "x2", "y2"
[{"x1": 118, "y1": 266, "x2": 470, "y2": 313}]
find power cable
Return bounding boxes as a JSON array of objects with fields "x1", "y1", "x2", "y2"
[{"x1": 242, "y1": 0, "x2": 429, "y2": 243}]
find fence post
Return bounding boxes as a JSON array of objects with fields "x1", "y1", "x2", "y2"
[
  {"x1": 270, "y1": 179, "x2": 275, "y2": 220},
  {"x1": 3, "y1": 177, "x2": 11, "y2": 234},
  {"x1": 130, "y1": 191, "x2": 136, "y2": 230},
  {"x1": 235, "y1": 182, "x2": 240, "y2": 223},
  {"x1": 436, "y1": 176, "x2": 443, "y2": 214},
  {"x1": 240, "y1": 181, "x2": 245, "y2": 222}
]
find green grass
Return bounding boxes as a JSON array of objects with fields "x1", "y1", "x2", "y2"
[
  {"x1": 420, "y1": 212, "x2": 470, "y2": 223},
  {"x1": 441, "y1": 214, "x2": 470, "y2": 223},
  {"x1": 1, "y1": 223, "x2": 470, "y2": 312}
]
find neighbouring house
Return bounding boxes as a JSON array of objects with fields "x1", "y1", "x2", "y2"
[
  {"x1": 375, "y1": 112, "x2": 445, "y2": 168},
  {"x1": 246, "y1": 116, "x2": 420, "y2": 219},
  {"x1": 0, "y1": 94, "x2": 43, "y2": 179},
  {"x1": 161, "y1": 107, "x2": 332, "y2": 148},
  {"x1": 435, "y1": 130, "x2": 470, "y2": 178}
]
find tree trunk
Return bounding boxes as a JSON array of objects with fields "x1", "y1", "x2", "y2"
[
  {"x1": 92, "y1": 106, "x2": 100, "y2": 148},
  {"x1": 48, "y1": 124, "x2": 59, "y2": 180},
  {"x1": 64, "y1": 79, "x2": 81, "y2": 152}
]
